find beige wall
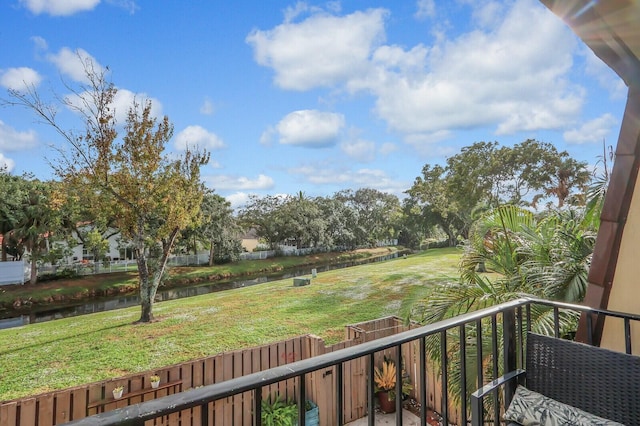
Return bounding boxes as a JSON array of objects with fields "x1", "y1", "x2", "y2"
[
  {"x1": 600, "y1": 170, "x2": 640, "y2": 354},
  {"x1": 241, "y1": 238, "x2": 259, "y2": 253}
]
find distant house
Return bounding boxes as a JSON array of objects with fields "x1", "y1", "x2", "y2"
[
  {"x1": 55, "y1": 226, "x2": 133, "y2": 264},
  {"x1": 240, "y1": 228, "x2": 259, "y2": 252}
]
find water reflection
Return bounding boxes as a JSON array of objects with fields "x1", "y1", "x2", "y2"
[{"x1": 0, "y1": 252, "x2": 401, "y2": 330}]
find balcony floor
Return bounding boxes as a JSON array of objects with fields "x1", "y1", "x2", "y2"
[{"x1": 345, "y1": 409, "x2": 421, "y2": 425}]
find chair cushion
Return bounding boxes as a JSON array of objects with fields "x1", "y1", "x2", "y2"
[{"x1": 503, "y1": 385, "x2": 625, "y2": 426}]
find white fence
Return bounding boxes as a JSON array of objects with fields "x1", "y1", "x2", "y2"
[
  {"x1": 0, "y1": 260, "x2": 27, "y2": 285},
  {"x1": 33, "y1": 241, "x2": 398, "y2": 279},
  {"x1": 35, "y1": 251, "x2": 277, "y2": 277},
  {"x1": 239, "y1": 250, "x2": 274, "y2": 260}
]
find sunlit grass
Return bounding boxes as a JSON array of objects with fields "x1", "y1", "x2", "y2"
[{"x1": 0, "y1": 248, "x2": 461, "y2": 401}]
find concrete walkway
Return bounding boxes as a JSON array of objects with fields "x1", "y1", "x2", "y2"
[{"x1": 344, "y1": 409, "x2": 421, "y2": 425}]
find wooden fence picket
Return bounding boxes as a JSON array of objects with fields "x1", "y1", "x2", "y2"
[{"x1": 1, "y1": 317, "x2": 453, "y2": 425}]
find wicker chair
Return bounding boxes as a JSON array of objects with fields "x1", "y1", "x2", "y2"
[{"x1": 471, "y1": 332, "x2": 640, "y2": 425}]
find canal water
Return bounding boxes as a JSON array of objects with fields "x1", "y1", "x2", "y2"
[{"x1": 0, "y1": 252, "x2": 402, "y2": 330}]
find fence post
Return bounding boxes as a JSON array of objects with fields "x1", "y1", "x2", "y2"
[{"x1": 503, "y1": 308, "x2": 517, "y2": 408}]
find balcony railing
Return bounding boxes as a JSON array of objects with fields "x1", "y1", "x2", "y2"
[{"x1": 64, "y1": 297, "x2": 640, "y2": 425}]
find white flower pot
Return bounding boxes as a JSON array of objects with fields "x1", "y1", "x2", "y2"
[
  {"x1": 151, "y1": 381, "x2": 160, "y2": 389},
  {"x1": 113, "y1": 388, "x2": 123, "y2": 399}
]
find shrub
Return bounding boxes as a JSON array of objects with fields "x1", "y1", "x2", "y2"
[{"x1": 261, "y1": 394, "x2": 297, "y2": 426}]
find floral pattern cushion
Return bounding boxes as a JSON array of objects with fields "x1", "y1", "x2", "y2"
[{"x1": 503, "y1": 385, "x2": 625, "y2": 426}]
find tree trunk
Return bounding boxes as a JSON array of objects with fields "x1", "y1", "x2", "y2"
[
  {"x1": 93, "y1": 249, "x2": 100, "y2": 274},
  {"x1": 208, "y1": 239, "x2": 215, "y2": 266},
  {"x1": 139, "y1": 298, "x2": 154, "y2": 323},
  {"x1": 446, "y1": 229, "x2": 457, "y2": 247},
  {"x1": 136, "y1": 253, "x2": 155, "y2": 323},
  {"x1": 136, "y1": 227, "x2": 180, "y2": 323},
  {"x1": 29, "y1": 257, "x2": 38, "y2": 285}
]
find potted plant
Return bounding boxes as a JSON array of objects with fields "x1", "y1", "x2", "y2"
[
  {"x1": 373, "y1": 357, "x2": 412, "y2": 413},
  {"x1": 150, "y1": 375, "x2": 161, "y2": 389},
  {"x1": 112, "y1": 385, "x2": 124, "y2": 399},
  {"x1": 261, "y1": 394, "x2": 297, "y2": 426},
  {"x1": 260, "y1": 394, "x2": 319, "y2": 426},
  {"x1": 304, "y1": 400, "x2": 319, "y2": 426}
]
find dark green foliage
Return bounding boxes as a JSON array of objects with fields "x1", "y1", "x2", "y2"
[
  {"x1": 38, "y1": 267, "x2": 80, "y2": 282},
  {"x1": 406, "y1": 140, "x2": 590, "y2": 246},
  {"x1": 261, "y1": 394, "x2": 298, "y2": 426}
]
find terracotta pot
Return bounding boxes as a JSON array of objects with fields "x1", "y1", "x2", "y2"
[{"x1": 377, "y1": 391, "x2": 396, "y2": 413}]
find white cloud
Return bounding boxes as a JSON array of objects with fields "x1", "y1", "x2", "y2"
[
  {"x1": 283, "y1": 2, "x2": 326, "y2": 23},
  {"x1": 206, "y1": 174, "x2": 274, "y2": 191},
  {"x1": 105, "y1": 0, "x2": 138, "y2": 14},
  {"x1": 0, "y1": 67, "x2": 42, "y2": 91},
  {"x1": 276, "y1": 110, "x2": 345, "y2": 147},
  {"x1": 471, "y1": 1, "x2": 507, "y2": 28},
  {"x1": 175, "y1": 125, "x2": 225, "y2": 151},
  {"x1": 247, "y1": 8, "x2": 387, "y2": 90},
  {"x1": 225, "y1": 192, "x2": 251, "y2": 210},
  {"x1": 352, "y1": 1, "x2": 581, "y2": 140},
  {"x1": 563, "y1": 114, "x2": 618, "y2": 144},
  {"x1": 31, "y1": 36, "x2": 48, "y2": 51},
  {"x1": 42, "y1": 47, "x2": 155, "y2": 126},
  {"x1": 0, "y1": 153, "x2": 15, "y2": 172},
  {"x1": 20, "y1": 0, "x2": 100, "y2": 16},
  {"x1": 340, "y1": 138, "x2": 375, "y2": 162},
  {"x1": 0, "y1": 120, "x2": 38, "y2": 151},
  {"x1": 379, "y1": 142, "x2": 397, "y2": 155},
  {"x1": 112, "y1": 89, "x2": 162, "y2": 122},
  {"x1": 200, "y1": 98, "x2": 215, "y2": 115},
  {"x1": 260, "y1": 126, "x2": 275, "y2": 146},
  {"x1": 414, "y1": 0, "x2": 435, "y2": 20},
  {"x1": 289, "y1": 164, "x2": 407, "y2": 195},
  {"x1": 251, "y1": 2, "x2": 584, "y2": 145},
  {"x1": 47, "y1": 47, "x2": 103, "y2": 83},
  {"x1": 65, "y1": 88, "x2": 163, "y2": 125},
  {"x1": 583, "y1": 46, "x2": 627, "y2": 99}
]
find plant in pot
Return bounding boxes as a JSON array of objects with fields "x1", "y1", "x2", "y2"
[
  {"x1": 112, "y1": 385, "x2": 124, "y2": 399},
  {"x1": 150, "y1": 375, "x2": 161, "y2": 389},
  {"x1": 373, "y1": 357, "x2": 412, "y2": 413},
  {"x1": 304, "y1": 399, "x2": 319, "y2": 426},
  {"x1": 261, "y1": 394, "x2": 297, "y2": 426},
  {"x1": 261, "y1": 394, "x2": 319, "y2": 426}
]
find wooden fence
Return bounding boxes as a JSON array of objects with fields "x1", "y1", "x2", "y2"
[{"x1": 0, "y1": 317, "x2": 458, "y2": 426}]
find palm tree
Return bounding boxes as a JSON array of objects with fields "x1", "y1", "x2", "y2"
[
  {"x1": 424, "y1": 205, "x2": 594, "y2": 321},
  {"x1": 584, "y1": 142, "x2": 614, "y2": 229},
  {"x1": 13, "y1": 182, "x2": 61, "y2": 284},
  {"x1": 405, "y1": 205, "x2": 595, "y2": 417}
]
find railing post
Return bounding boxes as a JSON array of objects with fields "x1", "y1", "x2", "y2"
[
  {"x1": 254, "y1": 387, "x2": 262, "y2": 426},
  {"x1": 395, "y1": 345, "x2": 403, "y2": 425},
  {"x1": 503, "y1": 308, "x2": 517, "y2": 409},
  {"x1": 336, "y1": 362, "x2": 343, "y2": 426},
  {"x1": 470, "y1": 393, "x2": 483, "y2": 426},
  {"x1": 459, "y1": 324, "x2": 467, "y2": 425},
  {"x1": 200, "y1": 403, "x2": 208, "y2": 426},
  {"x1": 298, "y1": 374, "x2": 306, "y2": 425},
  {"x1": 440, "y1": 330, "x2": 448, "y2": 425},
  {"x1": 419, "y1": 337, "x2": 427, "y2": 426},
  {"x1": 368, "y1": 353, "x2": 375, "y2": 426}
]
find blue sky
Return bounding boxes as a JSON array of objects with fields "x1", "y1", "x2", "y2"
[{"x1": 0, "y1": 0, "x2": 626, "y2": 208}]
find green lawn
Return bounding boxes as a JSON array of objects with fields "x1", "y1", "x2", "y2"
[{"x1": 0, "y1": 248, "x2": 461, "y2": 401}]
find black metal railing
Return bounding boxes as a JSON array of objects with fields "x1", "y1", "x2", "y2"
[{"x1": 64, "y1": 297, "x2": 640, "y2": 425}]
